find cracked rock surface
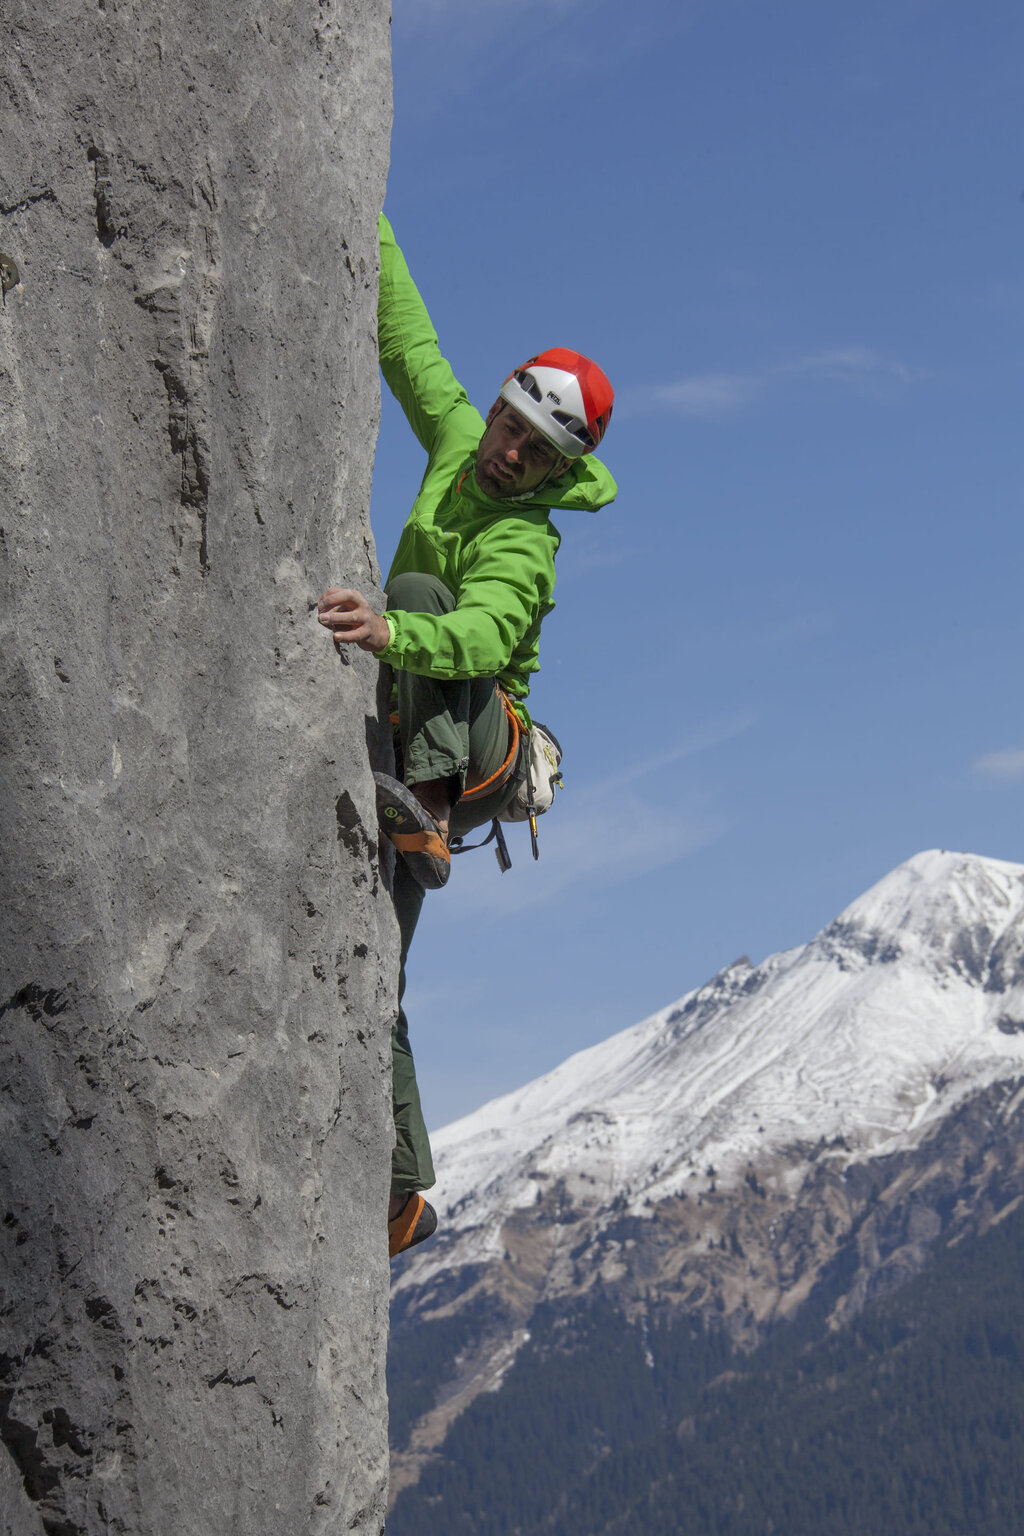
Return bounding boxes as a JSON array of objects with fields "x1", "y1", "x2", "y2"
[{"x1": 0, "y1": 4, "x2": 395, "y2": 1532}]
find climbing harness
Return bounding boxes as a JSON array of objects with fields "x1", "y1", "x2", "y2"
[
  {"x1": 459, "y1": 688, "x2": 523, "y2": 806},
  {"x1": 451, "y1": 700, "x2": 563, "y2": 872}
]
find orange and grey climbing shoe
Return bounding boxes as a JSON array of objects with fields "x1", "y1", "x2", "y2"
[
  {"x1": 373, "y1": 772, "x2": 450, "y2": 890},
  {"x1": 388, "y1": 1193, "x2": 438, "y2": 1258}
]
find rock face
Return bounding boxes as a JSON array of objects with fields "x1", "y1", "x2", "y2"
[{"x1": 0, "y1": 5, "x2": 394, "y2": 1533}]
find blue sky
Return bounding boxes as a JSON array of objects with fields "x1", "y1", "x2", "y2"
[{"x1": 370, "y1": 0, "x2": 1023, "y2": 1130}]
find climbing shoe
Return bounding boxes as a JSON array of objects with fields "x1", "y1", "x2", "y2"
[
  {"x1": 388, "y1": 1193, "x2": 438, "y2": 1258},
  {"x1": 373, "y1": 772, "x2": 450, "y2": 890}
]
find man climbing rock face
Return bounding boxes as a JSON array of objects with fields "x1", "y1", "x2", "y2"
[{"x1": 318, "y1": 214, "x2": 616, "y2": 1258}]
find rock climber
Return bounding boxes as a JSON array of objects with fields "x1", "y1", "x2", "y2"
[{"x1": 318, "y1": 214, "x2": 617, "y2": 1258}]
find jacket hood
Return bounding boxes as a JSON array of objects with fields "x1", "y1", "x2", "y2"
[{"x1": 465, "y1": 447, "x2": 618, "y2": 517}]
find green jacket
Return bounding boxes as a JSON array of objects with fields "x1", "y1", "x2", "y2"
[{"x1": 375, "y1": 214, "x2": 617, "y2": 715}]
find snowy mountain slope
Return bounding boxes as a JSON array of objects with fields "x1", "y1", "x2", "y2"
[{"x1": 397, "y1": 850, "x2": 1024, "y2": 1293}]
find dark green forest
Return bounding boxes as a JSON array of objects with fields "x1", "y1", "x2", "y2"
[{"x1": 387, "y1": 1203, "x2": 1024, "y2": 1535}]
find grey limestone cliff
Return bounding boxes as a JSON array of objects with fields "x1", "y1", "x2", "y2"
[{"x1": 0, "y1": 3, "x2": 395, "y2": 1532}]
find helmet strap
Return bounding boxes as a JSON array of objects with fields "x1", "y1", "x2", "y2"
[{"x1": 480, "y1": 399, "x2": 574, "y2": 499}]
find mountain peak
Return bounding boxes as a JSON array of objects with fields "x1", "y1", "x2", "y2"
[
  {"x1": 839, "y1": 847, "x2": 1024, "y2": 940},
  {"x1": 819, "y1": 848, "x2": 1024, "y2": 989},
  {"x1": 399, "y1": 851, "x2": 1024, "y2": 1296}
]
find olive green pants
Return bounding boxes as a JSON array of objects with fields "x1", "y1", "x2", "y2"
[{"x1": 386, "y1": 571, "x2": 524, "y2": 1194}]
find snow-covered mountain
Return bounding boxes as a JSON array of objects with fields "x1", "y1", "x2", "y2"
[
  {"x1": 389, "y1": 850, "x2": 1024, "y2": 1509},
  {"x1": 397, "y1": 849, "x2": 1024, "y2": 1296}
]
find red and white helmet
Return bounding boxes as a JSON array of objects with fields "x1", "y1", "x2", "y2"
[{"x1": 499, "y1": 347, "x2": 614, "y2": 459}]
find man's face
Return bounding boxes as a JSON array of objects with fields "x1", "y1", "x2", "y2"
[{"x1": 474, "y1": 404, "x2": 568, "y2": 499}]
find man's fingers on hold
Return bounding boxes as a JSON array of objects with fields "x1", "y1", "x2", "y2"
[{"x1": 319, "y1": 587, "x2": 359, "y2": 608}]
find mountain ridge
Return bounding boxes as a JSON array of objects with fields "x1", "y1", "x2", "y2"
[
  {"x1": 388, "y1": 848, "x2": 1024, "y2": 1510},
  {"x1": 397, "y1": 849, "x2": 1024, "y2": 1300}
]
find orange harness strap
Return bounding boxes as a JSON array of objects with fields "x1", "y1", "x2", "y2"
[{"x1": 460, "y1": 688, "x2": 522, "y2": 804}]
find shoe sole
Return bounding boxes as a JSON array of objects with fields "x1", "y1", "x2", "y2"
[
  {"x1": 389, "y1": 1193, "x2": 438, "y2": 1257},
  {"x1": 374, "y1": 773, "x2": 450, "y2": 890}
]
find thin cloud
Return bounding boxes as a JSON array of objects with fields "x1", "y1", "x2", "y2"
[
  {"x1": 627, "y1": 346, "x2": 918, "y2": 419},
  {"x1": 578, "y1": 712, "x2": 757, "y2": 802},
  {"x1": 653, "y1": 374, "x2": 756, "y2": 419},
  {"x1": 785, "y1": 347, "x2": 915, "y2": 387},
  {"x1": 446, "y1": 795, "x2": 729, "y2": 918},
  {"x1": 973, "y1": 747, "x2": 1024, "y2": 782},
  {"x1": 439, "y1": 712, "x2": 755, "y2": 916}
]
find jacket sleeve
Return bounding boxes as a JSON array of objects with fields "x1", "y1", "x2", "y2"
[
  {"x1": 378, "y1": 213, "x2": 481, "y2": 455},
  {"x1": 377, "y1": 520, "x2": 557, "y2": 682}
]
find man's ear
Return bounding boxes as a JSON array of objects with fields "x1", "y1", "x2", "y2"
[{"x1": 484, "y1": 399, "x2": 505, "y2": 427}]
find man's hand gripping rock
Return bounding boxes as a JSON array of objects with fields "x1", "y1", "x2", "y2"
[{"x1": 317, "y1": 586, "x2": 391, "y2": 653}]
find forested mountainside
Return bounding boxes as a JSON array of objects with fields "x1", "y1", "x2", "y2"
[{"x1": 389, "y1": 1191, "x2": 1024, "y2": 1535}]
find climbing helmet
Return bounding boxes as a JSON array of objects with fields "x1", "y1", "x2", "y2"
[{"x1": 499, "y1": 347, "x2": 613, "y2": 459}]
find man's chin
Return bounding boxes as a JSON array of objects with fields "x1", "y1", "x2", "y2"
[{"x1": 475, "y1": 464, "x2": 517, "y2": 499}]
